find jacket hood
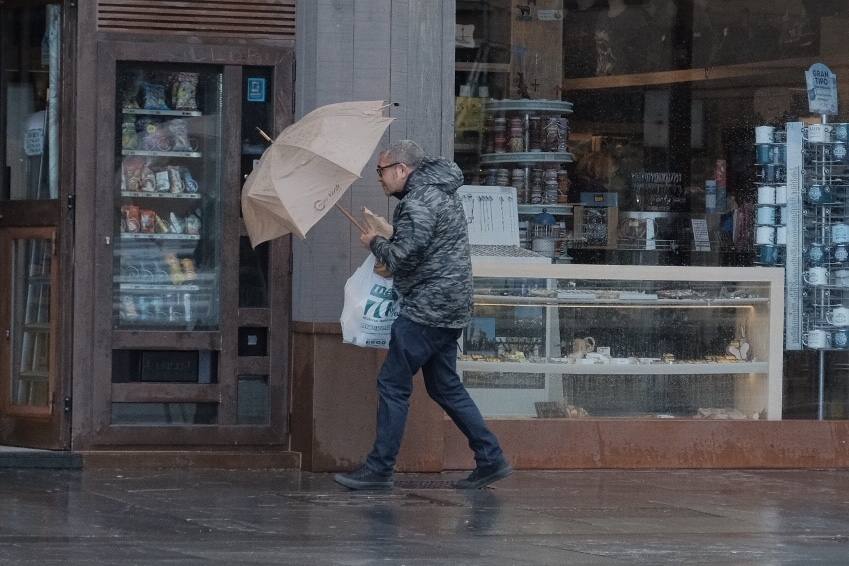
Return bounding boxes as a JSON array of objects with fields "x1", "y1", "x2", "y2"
[{"x1": 401, "y1": 157, "x2": 464, "y2": 198}]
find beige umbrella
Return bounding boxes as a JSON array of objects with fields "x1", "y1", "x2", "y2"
[{"x1": 241, "y1": 100, "x2": 394, "y2": 246}]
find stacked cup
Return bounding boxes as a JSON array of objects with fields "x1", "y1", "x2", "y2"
[
  {"x1": 753, "y1": 125, "x2": 788, "y2": 266},
  {"x1": 755, "y1": 184, "x2": 783, "y2": 265},
  {"x1": 755, "y1": 125, "x2": 775, "y2": 165}
]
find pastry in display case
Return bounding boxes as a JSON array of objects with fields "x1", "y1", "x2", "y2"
[
  {"x1": 112, "y1": 63, "x2": 222, "y2": 330},
  {"x1": 459, "y1": 264, "x2": 784, "y2": 420}
]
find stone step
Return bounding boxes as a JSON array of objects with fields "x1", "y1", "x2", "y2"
[
  {"x1": 80, "y1": 449, "x2": 301, "y2": 470},
  {"x1": 0, "y1": 446, "x2": 82, "y2": 469}
]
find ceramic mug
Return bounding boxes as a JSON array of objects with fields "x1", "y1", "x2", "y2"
[
  {"x1": 835, "y1": 269, "x2": 849, "y2": 287},
  {"x1": 762, "y1": 164, "x2": 782, "y2": 183},
  {"x1": 833, "y1": 223, "x2": 849, "y2": 244},
  {"x1": 804, "y1": 266, "x2": 829, "y2": 286},
  {"x1": 805, "y1": 123, "x2": 834, "y2": 143},
  {"x1": 758, "y1": 244, "x2": 779, "y2": 266},
  {"x1": 803, "y1": 329, "x2": 831, "y2": 349},
  {"x1": 756, "y1": 225, "x2": 775, "y2": 245},
  {"x1": 755, "y1": 144, "x2": 774, "y2": 165},
  {"x1": 807, "y1": 243, "x2": 829, "y2": 266},
  {"x1": 755, "y1": 125, "x2": 775, "y2": 144},
  {"x1": 833, "y1": 329, "x2": 849, "y2": 349},
  {"x1": 756, "y1": 206, "x2": 777, "y2": 225},
  {"x1": 805, "y1": 184, "x2": 832, "y2": 205},
  {"x1": 757, "y1": 185, "x2": 776, "y2": 205},
  {"x1": 775, "y1": 185, "x2": 788, "y2": 205},
  {"x1": 834, "y1": 243, "x2": 849, "y2": 264},
  {"x1": 828, "y1": 306, "x2": 849, "y2": 327},
  {"x1": 776, "y1": 226, "x2": 787, "y2": 245}
]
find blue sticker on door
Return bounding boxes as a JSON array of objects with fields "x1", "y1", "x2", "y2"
[{"x1": 247, "y1": 77, "x2": 266, "y2": 102}]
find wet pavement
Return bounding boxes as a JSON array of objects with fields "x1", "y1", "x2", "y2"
[{"x1": 1, "y1": 468, "x2": 848, "y2": 565}]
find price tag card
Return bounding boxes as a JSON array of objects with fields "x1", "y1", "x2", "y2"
[{"x1": 691, "y1": 218, "x2": 711, "y2": 252}]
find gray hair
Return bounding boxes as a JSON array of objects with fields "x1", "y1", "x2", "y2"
[{"x1": 382, "y1": 140, "x2": 425, "y2": 169}]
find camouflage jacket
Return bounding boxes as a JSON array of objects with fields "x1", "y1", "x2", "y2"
[{"x1": 370, "y1": 157, "x2": 473, "y2": 328}]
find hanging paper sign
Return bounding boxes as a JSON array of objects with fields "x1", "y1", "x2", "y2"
[{"x1": 805, "y1": 63, "x2": 838, "y2": 116}]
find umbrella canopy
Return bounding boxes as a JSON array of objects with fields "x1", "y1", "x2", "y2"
[{"x1": 241, "y1": 100, "x2": 394, "y2": 246}]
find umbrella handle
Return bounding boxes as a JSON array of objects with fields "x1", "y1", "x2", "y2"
[
  {"x1": 334, "y1": 203, "x2": 367, "y2": 234},
  {"x1": 256, "y1": 127, "x2": 273, "y2": 143}
]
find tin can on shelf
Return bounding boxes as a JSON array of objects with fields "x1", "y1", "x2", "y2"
[
  {"x1": 495, "y1": 168, "x2": 510, "y2": 186},
  {"x1": 528, "y1": 116, "x2": 542, "y2": 151},
  {"x1": 508, "y1": 117, "x2": 524, "y2": 152},
  {"x1": 530, "y1": 168, "x2": 544, "y2": 204},
  {"x1": 511, "y1": 168, "x2": 527, "y2": 203},
  {"x1": 492, "y1": 117, "x2": 507, "y2": 153},
  {"x1": 557, "y1": 169, "x2": 570, "y2": 202}
]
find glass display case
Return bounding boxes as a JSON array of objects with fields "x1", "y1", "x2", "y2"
[
  {"x1": 112, "y1": 63, "x2": 223, "y2": 330},
  {"x1": 460, "y1": 264, "x2": 784, "y2": 420}
]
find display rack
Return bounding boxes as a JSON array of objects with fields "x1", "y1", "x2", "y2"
[
  {"x1": 460, "y1": 264, "x2": 784, "y2": 420},
  {"x1": 786, "y1": 119, "x2": 849, "y2": 419},
  {"x1": 475, "y1": 99, "x2": 575, "y2": 257}
]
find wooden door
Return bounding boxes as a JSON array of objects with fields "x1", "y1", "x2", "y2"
[{"x1": 0, "y1": 227, "x2": 62, "y2": 447}]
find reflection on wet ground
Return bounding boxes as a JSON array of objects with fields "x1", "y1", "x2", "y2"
[{"x1": 1, "y1": 468, "x2": 848, "y2": 564}]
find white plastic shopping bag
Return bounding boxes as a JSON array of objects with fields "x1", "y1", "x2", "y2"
[{"x1": 340, "y1": 254, "x2": 399, "y2": 348}]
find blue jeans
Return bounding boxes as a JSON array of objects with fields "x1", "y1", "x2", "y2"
[{"x1": 365, "y1": 315, "x2": 504, "y2": 475}]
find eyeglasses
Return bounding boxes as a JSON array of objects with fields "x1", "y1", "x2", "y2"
[{"x1": 376, "y1": 162, "x2": 401, "y2": 178}]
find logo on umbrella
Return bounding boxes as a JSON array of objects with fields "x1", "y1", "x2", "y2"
[{"x1": 314, "y1": 183, "x2": 344, "y2": 212}]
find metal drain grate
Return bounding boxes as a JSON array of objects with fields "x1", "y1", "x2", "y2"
[{"x1": 394, "y1": 479, "x2": 456, "y2": 490}]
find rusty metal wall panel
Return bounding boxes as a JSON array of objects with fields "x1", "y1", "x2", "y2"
[
  {"x1": 97, "y1": 0, "x2": 296, "y2": 40},
  {"x1": 444, "y1": 419, "x2": 849, "y2": 470}
]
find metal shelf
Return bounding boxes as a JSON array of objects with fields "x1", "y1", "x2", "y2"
[
  {"x1": 120, "y1": 191, "x2": 201, "y2": 199},
  {"x1": 122, "y1": 150, "x2": 202, "y2": 158},
  {"x1": 459, "y1": 360, "x2": 768, "y2": 375},
  {"x1": 517, "y1": 204, "x2": 571, "y2": 216},
  {"x1": 481, "y1": 152, "x2": 573, "y2": 165},
  {"x1": 484, "y1": 99, "x2": 574, "y2": 114},
  {"x1": 120, "y1": 233, "x2": 200, "y2": 241},
  {"x1": 473, "y1": 293, "x2": 768, "y2": 307},
  {"x1": 123, "y1": 108, "x2": 202, "y2": 117},
  {"x1": 118, "y1": 283, "x2": 201, "y2": 292}
]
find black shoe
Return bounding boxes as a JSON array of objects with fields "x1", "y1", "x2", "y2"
[
  {"x1": 453, "y1": 460, "x2": 513, "y2": 489},
  {"x1": 334, "y1": 465, "x2": 393, "y2": 490}
]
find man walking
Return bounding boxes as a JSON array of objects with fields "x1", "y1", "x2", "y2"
[{"x1": 334, "y1": 140, "x2": 511, "y2": 490}]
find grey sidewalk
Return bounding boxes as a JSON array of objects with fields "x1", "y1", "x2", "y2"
[{"x1": 1, "y1": 468, "x2": 848, "y2": 565}]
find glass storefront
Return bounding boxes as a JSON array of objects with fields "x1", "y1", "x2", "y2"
[
  {"x1": 113, "y1": 63, "x2": 223, "y2": 330},
  {"x1": 1, "y1": 3, "x2": 61, "y2": 201},
  {"x1": 455, "y1": 0, "x2": 849, "y2": 419}
]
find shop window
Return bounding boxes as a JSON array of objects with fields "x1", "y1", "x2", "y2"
[
  {"x1": 1, "y1": 3, "x2": 62, "y2": 200},
  {"x1": 454, "y1": 1, "x2": 849, "y2": 420},
  {"x1": 111, "y1": 403, "x2": 218, "y2": 425},
  {"x1": 112, "y1": 62, "x2": 224, "y2": 330},
  {"x1": 237, "y1": 375, "x2": 269, "y2": 425},
  {"x1": 112, "y1": 350, "x2": 218, "y2": 384}
]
